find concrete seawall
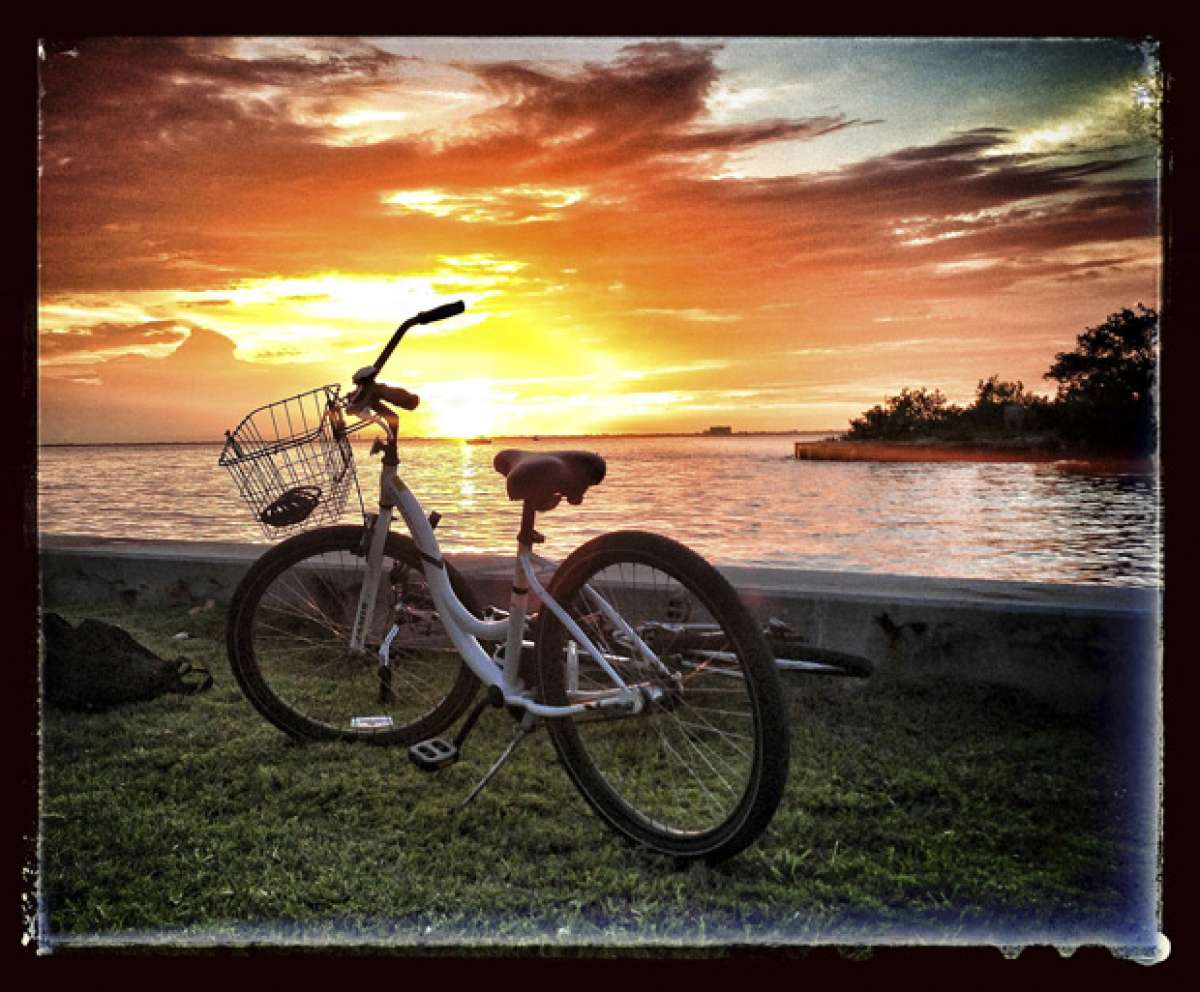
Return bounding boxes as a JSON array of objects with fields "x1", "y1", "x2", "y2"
[{"x1": 39, "y1": 534, "x2": 1160, "y2": 714}]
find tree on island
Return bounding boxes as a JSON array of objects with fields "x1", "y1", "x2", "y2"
[
  {"x1": 1044, "y1": 304, "x2": 1157, "y2": 454},
  {"x1": 965, "y1": 375, "x2": 1056, "y2": 433},
  {"x1": 845, "y1": 305, "x2": 1158, "y2": 455},
  {"x1": 846, "y1": 386, "x2": 957, "y2": 440},
  {"x1": 973, "y1": 375, "x2": 1029, "y2": 406}
]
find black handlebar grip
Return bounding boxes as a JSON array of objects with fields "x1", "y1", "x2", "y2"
[
  {"x1": 417, "y1": 300, "x2": 465, "y2": 324},
  {"x1": 376, "y1": 383, "x2": 420, "y2": 411},
  {"x1": 372, "y1": 301, "x2": 465, "y2": 375}
]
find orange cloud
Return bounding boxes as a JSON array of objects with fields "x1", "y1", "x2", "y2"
[{"x1": 39, "y1": 320, "x2": 191, "y2": 362}]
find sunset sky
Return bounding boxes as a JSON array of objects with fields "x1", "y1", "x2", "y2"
[{"x1": 37, "y1": 36, "x2": 1161, "y2": 442}]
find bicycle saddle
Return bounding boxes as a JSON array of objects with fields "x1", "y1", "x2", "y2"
[{"x1": 493, "y1": 449, "x2": 607, "y2": 511}]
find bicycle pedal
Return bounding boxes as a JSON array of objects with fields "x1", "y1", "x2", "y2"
[{"x1": 408, "y1": 737, "x2": 459, "y2": 772}]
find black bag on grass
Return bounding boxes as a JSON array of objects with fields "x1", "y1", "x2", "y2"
[{"x1": 42, "y1": 612, "x2": 213, "y2": 712}]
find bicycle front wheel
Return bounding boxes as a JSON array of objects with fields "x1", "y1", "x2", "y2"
[
  {"x1": 535, "y1": 531, "x2": 790, "y2": 863},
  {"x1": 228, "y1": 525, "x2": 481, "y2": 744}
]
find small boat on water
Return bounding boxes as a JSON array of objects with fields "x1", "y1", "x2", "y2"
[{"x1": 466, "y1": 437, "x2": 492, "y2": 445}]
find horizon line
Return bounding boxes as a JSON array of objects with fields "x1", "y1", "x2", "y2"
[{"x1": 39, "y1": 429, "x2": 845, "y2": 447}]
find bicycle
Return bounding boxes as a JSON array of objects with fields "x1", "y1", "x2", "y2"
[{"x1": 220, "y1": 301, "x2": 866, "y2": 863}]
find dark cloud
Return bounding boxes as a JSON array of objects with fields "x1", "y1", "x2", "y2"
[
  {"x1": 464, "y1": 43, "x2": 873, "y2": 179},
  {"x1": 663, "y1": 136, "x2": 1156, "y2": 293},
  {"x1": 39, "y1": 37, "x2": 426, "y2": 290},
  {"x1": 40, "y1": 37, "x2": 408, "y2": 127},
  {"x1": 39, "y1": 40, "x2": 878, "y2": 293},
  {"x1": 38, "y1": 320, "x2": 190, "y2": 358},
  {"x1": 883, "y1": 128, "x2": 1014, "y2": 163},
  {"x1": 471, "y1": 42, "x2": 724, "y2": 138}
]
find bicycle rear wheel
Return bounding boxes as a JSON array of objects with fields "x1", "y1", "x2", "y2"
[
  {"x1": 535, "y1": 531, "x2": 790, "y2": 864},
  {"x1": 228, "y1": 525, "x2": 480, "y2": 744}
]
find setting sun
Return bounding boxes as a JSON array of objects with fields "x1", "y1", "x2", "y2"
[{"x1": 421, "y1": 379, "x2": 502, "y2": 438}]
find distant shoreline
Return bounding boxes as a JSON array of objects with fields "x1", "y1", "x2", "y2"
[
  {"x1": 40, "y1": 430, "x2": 843, "y2": 448},
  {"x1": 795, "y1": 438, "x2": 1155, "y2": 472}
]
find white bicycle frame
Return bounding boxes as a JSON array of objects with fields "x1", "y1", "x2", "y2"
[{"x1": 346, "y1": 411, "x2": 659, "y2": 721}]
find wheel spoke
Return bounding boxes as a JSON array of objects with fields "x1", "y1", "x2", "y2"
[
  {"x1": 229, "y1": 528, "x2": 479, "y2": 744},
  {"x1": 537, "y1": 534, "x2": 788, "y2": 861}
]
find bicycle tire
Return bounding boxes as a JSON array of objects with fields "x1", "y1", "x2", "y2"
[
  {"x1": 535, "y1": 530, "x2": 790, "y2": 864},
  {"x1": 228, "y1": 525, "x2": 481, "y2": 744}
]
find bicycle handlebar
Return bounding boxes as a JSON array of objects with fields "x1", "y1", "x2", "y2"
[
  {"x1": 370, "y1": 299, "x2": 466, "y2": 376},
  {"x1": 416, "y1": 300, "x2": 465, "y2": 325},
  {"x1": 346, "y1": 300, "x2": 464, "y2": 421},
  {"x1": 376, "y1": 382, "x2": 420, "y2": 411}
]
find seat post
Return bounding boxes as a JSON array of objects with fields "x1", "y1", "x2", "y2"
[
  {"x1": 504, "y1": 501, "x2": 539, "y2": 691},
  {"x1": 517, "y1": 501, "x2": 539, "y2": 546}
]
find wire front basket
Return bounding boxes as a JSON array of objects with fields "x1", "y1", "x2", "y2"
[{"x1": 219, "y1": 385, "x2": 363, "y2": 537}]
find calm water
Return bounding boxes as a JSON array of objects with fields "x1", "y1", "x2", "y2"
[{"x1": 37, "y1": 437, "x2": 1161, "y2": 586}]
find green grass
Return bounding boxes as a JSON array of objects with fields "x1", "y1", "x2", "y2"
[{"x1": 36, "y1": 603, "x2": 1155, "y2": 954}]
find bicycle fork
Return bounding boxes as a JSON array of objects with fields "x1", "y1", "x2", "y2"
[
  {"x1": 350, "y1": 508, "x2": 394, "y2": 655},
  {"x1": 349, "y1": 508, "x2": 404, "y2": 705}
]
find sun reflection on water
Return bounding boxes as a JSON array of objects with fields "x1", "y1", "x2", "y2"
[{"x1": 38, "y1": 437, "x2": 1160, "y2": 586}]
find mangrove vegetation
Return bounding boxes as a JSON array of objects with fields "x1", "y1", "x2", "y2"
[{"x1": 845, "y1": 305, "x2": 1158, "y2": 456}]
